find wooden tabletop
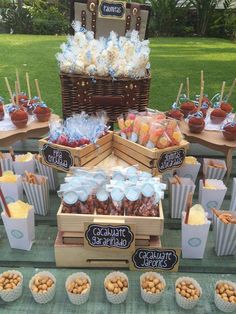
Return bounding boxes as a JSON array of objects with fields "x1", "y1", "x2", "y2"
[{"x1": 0, "y1": 114, "x2": 59, "y2": 147}]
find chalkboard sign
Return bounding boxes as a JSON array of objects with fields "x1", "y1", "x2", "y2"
[
  {"x1": 157, "y1": 148, "x2": 185, "y2": 173},
  {"x1": 84, "y1": 223, "x2": 135, "y2": 251},
  {"x1": 98, "y1": 0, "x2": 126, "y2": 20},
  {"x1": 41, "y1": 144, "x2": 73, "y2": 171},
  {"x1": 131, "y1": 248, "x2": 180, "y2": 271}
]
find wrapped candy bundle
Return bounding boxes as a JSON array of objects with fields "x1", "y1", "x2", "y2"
[
  {"x1": 48, "y1": 111, "x2": 109, "y2": 148},
  {"x1": 56, "y1": 22, "x2": 150, "y2": 79},
  {"x1": 138, "y1": 117, "x2": 151, "y2": 146}
]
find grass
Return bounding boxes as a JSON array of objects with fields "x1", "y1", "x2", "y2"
[{"x1": 0, "y1": 35, "x2": 236, "y2": 116}]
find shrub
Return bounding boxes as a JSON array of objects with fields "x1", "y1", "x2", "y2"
[{"x1": 1, "y1": 7, "x2": 33, "y2": 34}]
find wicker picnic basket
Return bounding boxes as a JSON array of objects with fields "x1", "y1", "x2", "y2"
[{"x1": 60, "y1": 0, "x2": 151, "y2": 122}]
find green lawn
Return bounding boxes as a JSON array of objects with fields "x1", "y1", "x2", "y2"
[{"x1": 0, "y1": 35, "x2": 236, "y2": 116}]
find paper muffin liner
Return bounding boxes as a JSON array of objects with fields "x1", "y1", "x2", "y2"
[
  {"x1": 0, "y1": 270, "x2": 23, "y2": 302},
  {"x1": 214, "y1": 280, "x2": 236, "y2": 313},
  {"x1": 175, "y1": 276, "x2": 202, "y2": 310},
  {"x1": 29, "y1": 271, "x2": 56, "y2": 304},
  {"x1": 35, "y1": 159, "x2": 58, "y2": 191},
  {"x1": 104, "y1": 271, "x2": 129, "y2": 304},
  {"x1": 65, "y1": 272, "x2": 91, "y2": 305},
  {"x1": 0, "y1": 153, "x2": 13, "y2": 172},
  {"x1": 169, "y1": 177, "x2": 196, "y2": 219},
  {"x1": 203, "y1": 158, "x2": 227, "y2": 180},
  {"x1": 214, "y1": 213, "x2": 236, "y2": 256},
  {"x1": 23, "y1": 175, "x2": 49, "y2": 216},
  {"x1": 140, "y1": 272, "x2": 166, "y2": 304}
]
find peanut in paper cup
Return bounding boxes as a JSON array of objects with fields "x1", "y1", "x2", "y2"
[
  {"x1": 29, "y1": 271, "x2": 56, "y2": 304},
  {"x1": 140, "y1": 272, "x2": 166, "y2": 304},
  {"x1": 104, "y1": 271, "x2": 129, "y2": 304},
  {"x1": 214, "y1": 280, "x2": 236, "y2": 313},
  {"x1": 65, "y1": 272, "x2": 91, "y2": 305},
  {"x1": 175, "y1": 276, "x2": 202, "y2": 310},
  {"x1": 0, "y1": 270, "x2": 23, "y2": 302}
]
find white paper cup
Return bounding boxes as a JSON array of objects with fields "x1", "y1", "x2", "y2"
[
  {"x1": 29, "y1": 271, "x2": 56, "y2": 304},
  {"x1": 214, "y1": 280, "x2": 236, "y2": 313},
  {"x1": 104, "y1": 271, "x2": 129, "y2": 304},
  {"x1": 65, "y1": 272, "x2": 91, "y2": 305},
  {"x1": 0, "y1": 270, "x2": 23, "y2": 302},
  {"x1": 140, "y1": 272, "x2": 166, "y2": 304},
  {"x1": 175, "y1": 277, "x2": 202, "y2": 310}
]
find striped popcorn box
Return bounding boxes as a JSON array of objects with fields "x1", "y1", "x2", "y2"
[
  {"x1": 214, "y1": 212, "x2": 236, "y2": 256},
  {"x1": 168, "y1": 177, "x2": 196, "y2": 219},
  {"x1": 22, "y1": 175, "x2": 49, "y2": 216},
  {"x1": 0, "y1": 153, "x2": 13, "y2": 172},
  {"x1": 229, "y1": 178, "x2": 236, "y2": 212},
  {"x1": 199, "y1": 179, "x2": 227, "y2": 219},
  {"x1": 203, "y1": 158, "x2": 227, "y2": 180},
  {"x1": 13, "y1": 157, "x2": 35, "y2": 175},
  {"x1": 161, "y1": 169, "x2": 175, "y2": 184},
  {"x1": 176, "y1": 162, "x2": 201, "y2": 183},
  {"x1": 35, "y1": 159, "x2": 58, "y2": 191},
  {"x1": 0, "y1": 175, "x2": 23, "y2": 204}
]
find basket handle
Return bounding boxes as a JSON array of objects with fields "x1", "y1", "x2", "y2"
[{"x1": 91, "y1": 95, "x2": 124, "y2": 107}]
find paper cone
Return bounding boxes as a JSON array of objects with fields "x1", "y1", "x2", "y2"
[
  {"x1": 214, "y1": 212, "x2": 236, "y2": 256},
  {"x1": 29, "y1": 271, "x2": 56, "y2": 304},
  {"x1": 65, "y1": 272, "x2": 91, "y2": 305},
  {"x1": 181, "y1": 212, "x2": 210, "y2": 259},
  {"x1": 214, "y1": 280, "x2": 236, "y2": 313},
  {"x1": 1, "y1": 207, "x2": 35, "y2": 251},
  {"x1": 199, "y1": 179, "x2": 227, "y2": 219},
  {"x1": 0, "y1": 270, "x2": 23, "y2": 302},
  {"x1": 169, "y1": 177, "x2": 195, "y2": 219},
  {"x1": 229, "y1": 178, "x2": 236, "y2": 212},
  {"x1": 140, "y1": 272, "x2": 166, "y2": 304},
  {"x1": 203, "y1": 158, "x2": 227, "y2": 180},
  {"x1": 22, "y1": 175, "x2": 49, "y2": 216},
  {"x1": 35, "y1": 159, "x2": 58, "y2": 191},
  {"x1": 175, "y1": 277, "x2": 202, "y2": 310},
  {"x1": 0, "y1": 175, "x2": 23, "y2": 204},
  {"x1": 176, "y1": 162, "x2": 201, "y2": 183},
  {"x1": 104, "y1": 272, "x2": 129, "y2": 304},
  {"x1": 0, "y1": 153, "x2": 13, "y2": 172},
  {"x1": 13, "y1": 157, "x2": 35, "y2": 175}
]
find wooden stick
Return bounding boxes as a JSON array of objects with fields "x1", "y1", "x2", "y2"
[
  {"x1": 9, "y1": 147, "x2": 15, "y2": 161},
  {"x1": 185, "y1": 192, "x2": 193, "y2": 224},
  {"x1": 15, "y1": 81, "x2": 19, "y2": 106},
  {"x1": 16, "y1": 69, "x2": 21, "y2": 92},
  {"x1": 226, "y1": 78, "x2": 236, "y2": 101},
  {"x1": 174, "y1": 175, "x2": 181, "y2": 185},
  {"x1": 0, "y1": 187, "x2": 11, "y2": 217},
  {"x1": 203, "y1": 175, "x2": 206, "y2": 187},
  {"x1": 26, "y1": 72, "x2": 31, "y2": 99},
  {"x1": 219, "y1": 81, "x2": 226, "y2": 105},
  {"x1": 186, "y1": 77, "x2": 190, "y2": 99},
  {"x1": 4, "y1": 77, "x2": 15, "y2": 105},
  {"x1": 200, "y1": 70, "x2": 204, "y2": 88},
  {"x1": 198, "y1": 82, "x2": 204, "y2": 111},
  {"x1": 175, "y1": 83, "x2": 183, "y2": 104},
  {"x1": 34, "y1": 79, "x2": 42, "y2": 102}
]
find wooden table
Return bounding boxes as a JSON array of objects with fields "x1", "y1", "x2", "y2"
[
  {"x1": 0, "y1": 114, "x2": 59, "y2": 147},
  {"x1": 179, "y1": 120, "x2": 236, "y2": 182}
]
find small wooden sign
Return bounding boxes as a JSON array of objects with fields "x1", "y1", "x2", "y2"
[
  {"x1": 84, "y1": 223, "x2": 135, "y2": 251},
  {"x1": 41, "y1": 144, "x2": 73, "y2": 171},
  {"x1": 131, "y1": 247, "x2": 181, "y2": 271},
  {"x1": 157, "y1": 148, "x2": 185, "y2": 173},
  {"x1": 98, "y1": 0, "x2": 126, "y2": 20}
]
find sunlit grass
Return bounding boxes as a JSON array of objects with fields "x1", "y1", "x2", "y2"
[{"x1": 0, "y1": 35, "x2": 235, "y2": 115}]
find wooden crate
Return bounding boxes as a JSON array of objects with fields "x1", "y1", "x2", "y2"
[
  {"x1": 113, "y1": 133, "x2": 189, "y2": 175},
  {"x1": 55, "y1": 232, "x2": 161, "y2": 268},
  {"x1": 38, "y1": 131, "x2": 113, "y2": 172},
  {"x1": 57, "y1": 201, "x2": 164, "y2": 237}
]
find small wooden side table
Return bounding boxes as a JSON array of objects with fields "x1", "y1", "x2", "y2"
[
  {"x1": 0, "y1": 114, "x2": 59, "y2": 147},
  {"x1": 179, "y1": 120, "x2": 236, "y2": 182}
]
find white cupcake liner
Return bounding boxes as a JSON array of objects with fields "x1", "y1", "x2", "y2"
[
  {"x1": 0, "y1": 270, "x2": 23, "y2": 302},
  {"x1": 175, "y1": 276, "x2": 202, "y2": 310},
  {"x1": 104, "y1": 271, "x2": 129, "y2": 304},
  {"x1": 214, "y1": 280, "x2": 236, "y2": 313},
  {"x1": 140, "y1": 272, "x2": 166, "y2": 304},
  {"x1": 65, "y1": 272, "x2": 91, "y2": 305},
  {"x1": 29, "y1": 271, "x2": 56, "y2": 304}
]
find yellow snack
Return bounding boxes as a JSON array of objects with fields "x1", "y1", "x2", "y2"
[
  {"x1": 8, "y1": 200, "x2": 32, "y2": 218},
  {"x1": 184, "y1": 156, "x2": 197, "y2": 165},
  {"x1": 15, "y1": 153, "x2": 33, "y2": 162},
  {"x1": 0, "y1": 171, "x2": 17, "y2": 183},
  {"x1": 204, "y1": 181, "x2": 216, "y2": 190},
  {"x1": 188, "y1": 204, "x2": 206, "y2": 225}
]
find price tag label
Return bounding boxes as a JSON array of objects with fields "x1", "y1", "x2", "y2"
[
  {"x1": 157, "y1": 149, "x2": 185, "y2": 173},
  {"x1": 98, "y1": 0, "x2": 126, "y2": 20},
  {"x1": 41, "y1": 144, "x2": 73, "y2": 171}
]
